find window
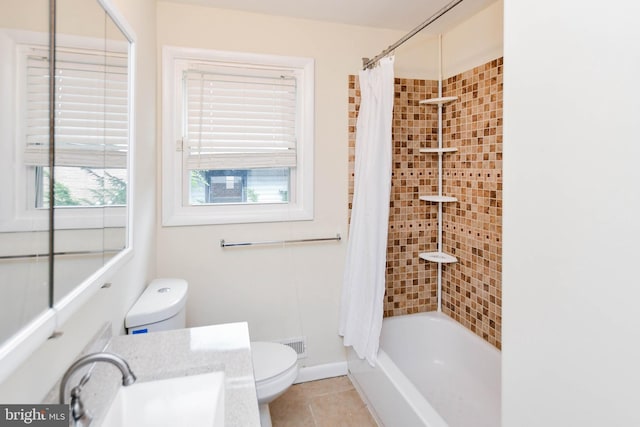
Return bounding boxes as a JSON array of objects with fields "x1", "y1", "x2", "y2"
[
  {"x1": 162, "y1": 47, "x2": 314, "y2": 226},
  {"x1": 26, "y1": 45, "x2": 128, "y2": 211}
]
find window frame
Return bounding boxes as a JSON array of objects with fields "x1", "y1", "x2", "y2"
[
  {"x1": 0, "y1": 29, "x2": 128, "y2": 232},
  {"x1": 161, "y1": 46, "x2": 314, "y2": 226}
]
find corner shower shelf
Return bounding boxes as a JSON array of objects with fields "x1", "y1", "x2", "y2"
[
  {"x1": 419, "y1": 252, "x2": 458, "y2": 264},
  {"x1": 419, "y1": 96, "x2": 458, "y2": 106},
  {"x1": 418, "y1": 37, "x2": 459, "y2": 307},
  {"x1": 419, "y1": 147, "x2": 458, "y2": 154},
  {"x1": 420, "y1": 195, "x2": 458, "y2": 203}
]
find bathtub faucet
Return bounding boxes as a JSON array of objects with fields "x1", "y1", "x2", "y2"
[{"x1": 59, "y1": 352, "x2": 137, "y2": 427}]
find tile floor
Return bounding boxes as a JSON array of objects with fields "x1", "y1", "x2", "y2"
[{"x1": 270, "y1": 376, "x2": 378, "y2": 427}]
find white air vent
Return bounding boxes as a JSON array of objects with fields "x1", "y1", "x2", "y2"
[{"x1": 277, "y1": 336, "x2": 307, "y2": 359}]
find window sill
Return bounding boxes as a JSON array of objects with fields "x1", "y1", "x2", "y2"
[{"x1": 162, "y1": 202, "x2": 313, "y2": 227}]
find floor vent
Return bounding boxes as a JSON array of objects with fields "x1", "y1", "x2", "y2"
[{"x1": 277, "y1": 336, "x2": 307, "y2": 359}]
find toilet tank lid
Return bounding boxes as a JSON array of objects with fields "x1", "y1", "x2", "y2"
[{"x1": 125, "y1": 278, "x2": 188, "y2": 328}]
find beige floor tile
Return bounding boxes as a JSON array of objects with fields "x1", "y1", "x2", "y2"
[
  {"x1": 273, "y1": 383, "x2": 308, "y2": 406},
  {"x1": 315, "y1": 411, "x2": 378, "y2": 427},
  {"x1": 271, "y1": 376, "x2": 377, "y2": 427},
  {"x1": 271, "y1": 403, "x2": 316, "y2": 427},
  {"x1": 347, "y1": 408, "x2": 378, "y2": 427},
  {"x1": 310, "y1": 389, "x2": 376, "y2": 427},
  {"x1": 271, "y1": 384, "x2": 314, "y2": 427},
  {"x1": 299, "y1": 375, "x2": 354, "y2": 398}
]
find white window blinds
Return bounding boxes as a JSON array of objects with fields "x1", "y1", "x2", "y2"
[
  {"x1": 23, "y1": 45, "x2": 128, "y2": 168},
  {"x1": 183, "y1": 65, "x2": 298, "y2": 170}
]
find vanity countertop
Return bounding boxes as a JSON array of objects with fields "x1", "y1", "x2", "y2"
[{"x1": 53, "y1": 322, "x2": 261, "y2": 427}]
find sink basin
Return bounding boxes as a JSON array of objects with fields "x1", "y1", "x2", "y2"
[{"x1": 100, "y1": 371, "x2": 225, "y2": 427}]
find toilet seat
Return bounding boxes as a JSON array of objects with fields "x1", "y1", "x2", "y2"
[{"x1": 251, "y1": 341, "x2": 298, "y2": 403}]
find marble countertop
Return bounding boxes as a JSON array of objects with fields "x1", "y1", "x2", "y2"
[{"x1": 51, "y1": 322, "x2": 261, "y2": 427}]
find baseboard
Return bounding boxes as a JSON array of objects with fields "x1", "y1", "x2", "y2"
[{"x1": 294, "y1": 361, "x2": 348, "y2": 384}]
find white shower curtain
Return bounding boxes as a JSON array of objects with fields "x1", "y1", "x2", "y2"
[{"x1": 339, "y1": 56, "x2": 394, "y2": 366}]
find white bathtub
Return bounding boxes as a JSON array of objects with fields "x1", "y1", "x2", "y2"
[{"x1": 348, "y1": 312, "x2": 501, "y2": 427}]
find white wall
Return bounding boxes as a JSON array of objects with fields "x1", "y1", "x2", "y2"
[
  {"x1": 503, "y1": 1, "x2": 640, "y2": 425},
  {"x1": 154, "y1": 2, "x2": 433, "y2": 368},
  {"x1": 443, "y1": 0, "x2": 503, "y2": 78},
  {"x1": 0, "y1": 0, "x2": 157, "y2": 403}
]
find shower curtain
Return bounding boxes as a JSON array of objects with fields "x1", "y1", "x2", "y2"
[{"x1": 339, "y1": 56, "x2": 394, "y2": 366}]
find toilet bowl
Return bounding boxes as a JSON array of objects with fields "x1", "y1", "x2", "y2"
[{"x1": 251, "y1": 341, "x2": 298, "y2": 427}]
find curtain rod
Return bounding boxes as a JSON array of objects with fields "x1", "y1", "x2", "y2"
[{"x1": 362, "y1": 0, "x2": 464, "y2": 70}]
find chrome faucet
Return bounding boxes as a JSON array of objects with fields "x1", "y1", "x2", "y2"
[{"x1": 59, "y1": 352, "x2": 137, "y2": 427}]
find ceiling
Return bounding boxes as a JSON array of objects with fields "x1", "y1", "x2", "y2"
[{"x1": 166, "y1": 0, "x2": 497, "y2": 32}]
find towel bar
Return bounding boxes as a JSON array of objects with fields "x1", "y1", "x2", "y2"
[{"x1": 220, "y1": 234, "x2": 341, "y2": 248}]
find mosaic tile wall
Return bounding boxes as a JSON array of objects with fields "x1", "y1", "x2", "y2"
[
  {"x1": 348, "y1": 75, "x2": 441, "y2": 317},
  {"x1": 441, "y1": 58, "x2": 503, "y2": 348},
  {"x1": 347, "y1": 57, "x2": 503, "y2": 348}
]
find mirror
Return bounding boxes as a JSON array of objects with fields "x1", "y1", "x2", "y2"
[
  {"x1": 0, "y1": 0, "x2": 52, "y2": 345},
  {"x1": 0, "y1": 0, "x2": 131, "y2": 358},
  {"x1": 53, "y1": 0, "x2": 129, "y2": 303}
]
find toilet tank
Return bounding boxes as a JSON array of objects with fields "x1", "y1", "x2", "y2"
[{"x1": 125, "y1": 278, "x2": 188, "y2": 334}]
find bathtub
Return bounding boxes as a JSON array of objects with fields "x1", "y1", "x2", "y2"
[{"x1": 348, "y1": 312, "x2": 501, "y2": 427}]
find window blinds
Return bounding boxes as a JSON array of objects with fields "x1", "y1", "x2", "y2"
[
  {"x1": 183, "y1": 66, "x2": 298, "y2": 171},
  {"x1": 23, "y1": 45, "x2": 128, "y2": 169}
]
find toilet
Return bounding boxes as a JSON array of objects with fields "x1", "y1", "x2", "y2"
[
  {"x1": 251, "y1": 341, "x2": 298, "y2": 427},
  {"x1": 125, "y1": 278, "x2": 189, "y2": 334},
  {"x1": 126, "y1": 279, "x2": 298, "y2": 427}
]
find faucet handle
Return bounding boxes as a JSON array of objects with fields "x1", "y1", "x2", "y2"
[
  {"x1": 70, "y1": 378, "x2": 93, "y2": 427},
  {"x1": 78, "y1": 372, "x2": 91, "y2": 388}
]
